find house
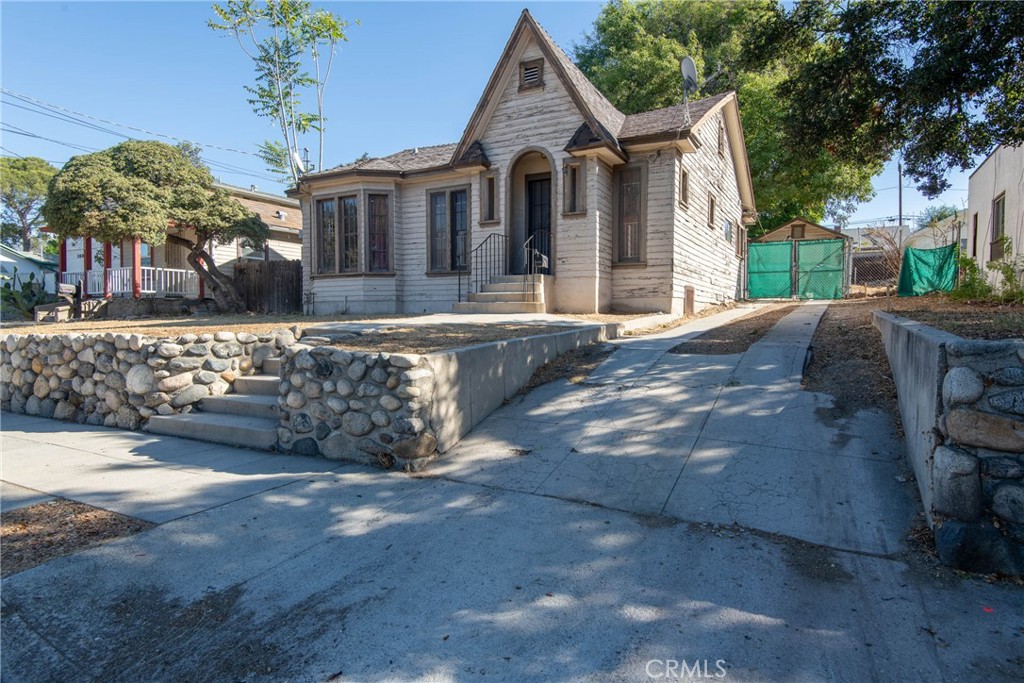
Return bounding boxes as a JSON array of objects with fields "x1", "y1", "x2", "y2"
[
  {"x1": 965, "y1": 145, "x2": 1023, "y2": 277},
  {"x1": 291, "y1": 9, "x2": 756, "y2": 315},
  {"x1": 0, "y1": 244, "x2": 59, "y2": 294},
  {"x1": 749, "y1": 218, "x2": 850, "y2": 299},
  {"x1": 56, "y1": 183, "x2": 301, "y2": 299}
]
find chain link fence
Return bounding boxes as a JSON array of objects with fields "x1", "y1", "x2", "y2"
[{"x1": 844, "y1": 221, "x2": 963, "y2": 298}]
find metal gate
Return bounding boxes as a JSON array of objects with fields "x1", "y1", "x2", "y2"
[
  {"x1": 748, "y1": 239, "x2": 846, "y2": 300},
  {"x1": 748, "y1": 241, "x2": 793, "y2": 298}
]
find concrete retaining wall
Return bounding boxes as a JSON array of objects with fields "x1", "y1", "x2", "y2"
[
  {"x1": 874, "y1": 311, "x2": 1024, "y2": 574},
  {"x1": 1, "y1": 330, "x2": 293, "y2": 428}
]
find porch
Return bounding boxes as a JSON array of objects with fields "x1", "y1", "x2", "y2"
[{"x1": 58, "y1": 267, "x2": 200, "y2": 298}]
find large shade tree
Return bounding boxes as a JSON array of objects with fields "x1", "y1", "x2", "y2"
[
  {"x1": 42, "y1": 140, "x2": 268, "y2": 313},
  {"x1": 1, "y1": 156, "x2": 58, "y2": 252},
  {"x1": 741, "y1": 0, "x2": 1024, "y2": 196},
  {"x1": 574, "y1": 0, "x2": 880, "y2": 234}
]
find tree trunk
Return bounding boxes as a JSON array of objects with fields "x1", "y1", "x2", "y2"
[
  {"x1": 20, "y1": 222, "x2": 31, "y2": 253},
  {"x1": 166, "y1": 235, "x2": 248, "y2": 313}
]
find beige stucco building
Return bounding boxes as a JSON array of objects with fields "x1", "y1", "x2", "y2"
[
  {"x1": 965, "y1": 144, "x2": 1023, "y2": 278},
  {"x1": 292, "y1": 10, "x2": 756, "y2": 315}
]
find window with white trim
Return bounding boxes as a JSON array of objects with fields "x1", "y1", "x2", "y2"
[{"x1": 562, "y1": 160, "x2": 585, "y2": 215}]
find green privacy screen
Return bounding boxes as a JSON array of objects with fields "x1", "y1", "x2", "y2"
[
  {"x1": 796, "y1": 239, "x2": 845, "y2": 299},
  {"x1": 748, "y1": 242, "x2": 793, "y2": 298},
  {"x1": 897, "y1": 244, "x2": 958, "y2": 296}
]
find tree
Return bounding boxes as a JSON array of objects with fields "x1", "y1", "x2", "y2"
[
  {"x1": 209, "y1": 0, "x2": 353, "y2": 183},
  {"x1": 1, "y1": 156, "x2": 58, "y2": 252},
  {"x1": 42, "y1": 140, "x2": 269, "y2": 313},
  {"x1": 917, "y1": 204, "x2": 959, "y2": 232},
  {"x1": 574, "y1": 0, "x2": 879, "y2": 234},
  {"x1": 742, "y1": 0, "x2": 1024, "y2": 197}
]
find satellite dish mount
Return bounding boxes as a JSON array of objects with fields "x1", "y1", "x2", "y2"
[{"x1": 680, "y1": 56, "x2": 699, "y2": 127}]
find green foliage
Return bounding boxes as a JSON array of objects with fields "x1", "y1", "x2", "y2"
[
  {"x1": 917, "y1": 204, "x2": 959, "y2": 231},
  {"x1": 0, "y1": 156, "x2": 58, "y2": 252},
  {"x1": 574, "y1": 0, "x2": 879, "y2": 234},
  {"x1": 210, "y1": 0, "x2": 354, "y2": 181},
  {"x1": 743, "y1": 0, "x2": 1024, "y2": 197},
  {"x1": 951, "y1": 254, "x2": 994, "y2": 301},
  {"x1": 0, "y1": 267, "x2": 56, "y2": 320},
  {"x1": 986, "y1": 237, "x2": 1024, "y2": 304},
  {"x1": 42, "y1": 140, "x2": 268, "y2": 251}
]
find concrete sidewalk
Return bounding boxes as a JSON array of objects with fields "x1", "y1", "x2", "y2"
[{"x1": 2, "y1": 304, "x2": 1022, "y2": 682}]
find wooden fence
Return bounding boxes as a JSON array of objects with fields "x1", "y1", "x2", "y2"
[{"x1": 233, "y1": 259, "x2": 302, "y2": 313}]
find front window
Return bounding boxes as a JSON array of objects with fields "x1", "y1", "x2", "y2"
[
  {"x1": 429, "y1": 188, "x2": 469, "y2": 272},
  {"x1": 340, "y1": 196, "x2": 359, "y2": 272},
  {"x1": 563, "y1": 160, "x2": 585, "y2": 215},
  {"x1": 368, "y1": 194, "x2": 389, "y2": 272},
  {"x1": 315, "y1": 198, "x2": 336, "y2": 274},
  {"x1": 480, "y1": 172, "x2": 497, "y2": 222},
  {"x1": 616, "y1": 167, "x2": 642, "y2": 263}
]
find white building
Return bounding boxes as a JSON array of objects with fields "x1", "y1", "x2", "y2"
[{"x1": 965, "y1": 145, "x2": 1023, "y2": 276}]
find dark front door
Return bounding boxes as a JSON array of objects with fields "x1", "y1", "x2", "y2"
[{"x1": 526, "y1": 176, "x2": 552, "y2": 274}]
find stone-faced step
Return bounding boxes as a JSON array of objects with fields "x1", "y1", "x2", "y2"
[
  {"x1": 262, "y1": 357, "x2": 283, "y2": 375},
  {"x1": 144, "y1": 412, "x2": 278, "y2": 450},
  {"x1": 233, "y1": 375, "x2": 281, "y2": 396},
  {"x1": 200, "y1": 394, "x2": 279, "y2": 420}
]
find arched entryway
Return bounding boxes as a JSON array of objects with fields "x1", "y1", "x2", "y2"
[{"x1": 507, "y1": 147, "x2": 555, "y2": 275}]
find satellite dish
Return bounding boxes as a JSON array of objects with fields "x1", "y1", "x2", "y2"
[{"x1": 680, "y1": 56, "x2": 699, "y2": 96}]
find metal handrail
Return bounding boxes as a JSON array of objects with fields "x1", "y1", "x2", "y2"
[
  {"x1": 522, "y1": 229, "x2": 550, "y2": 303},
  {"x1": 458, "y1": 233, "x2": 508, "y2": 302}
]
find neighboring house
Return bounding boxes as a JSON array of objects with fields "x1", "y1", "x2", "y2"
[
  {"x1": 56, "y1": 184, "x2": 301, "y2": 299},
  {"x1": 292, "y1": 9, "x2": 756, "y2": 315},
  {"x1": 965, "y1": 145, "x2": 1023, "y2": 275},
  {"x1": 0, "y1": 244, "x2": 58, "y2": 294}
]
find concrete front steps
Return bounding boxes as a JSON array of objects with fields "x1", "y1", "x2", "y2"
[
  {"x1": 144, "y1": 358, "x2": 282, "y2": 451},
  {"x1": 452, "y1": 275, "x2": 547, "y2": 314}
]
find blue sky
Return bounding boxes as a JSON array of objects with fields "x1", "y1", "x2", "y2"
[{"x1": 1, "y1": 1, "x2": 971, "y2": 229}]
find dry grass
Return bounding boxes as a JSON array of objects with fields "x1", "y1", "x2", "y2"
[
  {"x1": 669, "y1": 303, "x2": 798, "y2": 355},
  {"x1": 557, "y1": 312, "x2": 651, "y2": 323},
  {"x1": 623, "y1": 302, "x2": 737, "y2": 336},
  {"x1": 315, "y1": 324, "x2": 573, "y2": 354},
  {"x1": 518, "y1": 343, "x2": 616, "y2": 393},
  {"x1": 802, "y1": 299, "x2": 901, "y2": 419},
  {"x1": 1, "y1": 499, "x2": 155, "y2": 577},
  {"x1": 885, "y1": 294, "x2": 1023, "y2": 340},
  {"x1": 2, "y1": 312, "x2": 400, "y2": 338}
]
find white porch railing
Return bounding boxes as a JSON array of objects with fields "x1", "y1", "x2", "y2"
[{"x1": 58, "y1": 268, "x2": 200, "y2": 298}]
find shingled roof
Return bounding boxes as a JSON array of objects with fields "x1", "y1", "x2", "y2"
[
  {"x1": 618, "y1": 92, "x2": 732, "y2": 141},
  {"x1": 308, "y1": 11, "x2": 738, "y2": 181}
]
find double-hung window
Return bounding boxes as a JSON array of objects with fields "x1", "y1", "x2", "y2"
[
  {"x1": 367, "y1": 194, "x2": 390, "y2": 272},
  {"x1": 615, "y1": 166, "x2": 643, "y2": 263},
  {"x1": 315, "y1": 195, "x2": 358, "y2": 274},
  {"x1": 429, "y1": 188, "x2": 470, "y2": 272},
  {"x1": 991, "y1": 194, "x2": 1006, "y2": 261},
  {"x1": 563, "y1": 160, "x2": 585, "y2": 215}
]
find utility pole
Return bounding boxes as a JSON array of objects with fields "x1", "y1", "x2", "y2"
[{"x1": 897, "y1": 161, "x2": 903, "y2": 241}]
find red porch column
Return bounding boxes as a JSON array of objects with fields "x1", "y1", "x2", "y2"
[
  {"x1": 197, "y1": 256, "x2": 205, "y2": 299},
  {"x1": 132, "y1": 238, "x2": 142, "y2": 299},
  {"x1": 103, "y1": 242, "x2": 113, "y2": 298},
  {"x1": 58, "y1": 240, "x2": 67, "y2": 275},
  {"x1": 82, "y1": 237, "x2": 92, "y2": 298}
]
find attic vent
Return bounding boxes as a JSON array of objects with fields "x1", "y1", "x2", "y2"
[{"x1": 519, "y1": 58, "x2": 544, "y2": 91}]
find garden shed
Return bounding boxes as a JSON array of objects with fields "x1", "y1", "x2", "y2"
[{"x1": 747, "y1": 218, "x2": 851, "y2": 299}]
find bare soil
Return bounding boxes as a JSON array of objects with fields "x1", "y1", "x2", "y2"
[
  {"x1": 3, "y1": 312, "x2": 401, "y2": 338},
  {"x1": 669, "y1": 303, "x2": 799, "y2": 355},
  {"x1": 1, "y1": 499, "x2": 154, "y2": 578},
  {"x1": 518, "y1": 343, "x2": 616, "y2": 393},
  {"x1": 319, "y1": 324, "x2": 573, "y2": 354},
  {"x1": 885, "y1": 294, "x2": 1023, "y2": 340},
  {"x1": 802, "y1": 299, "x2": 901, "y2": 420},
  {"x1": 623, "y1": 302, "x2": 737, "y2": 336}
]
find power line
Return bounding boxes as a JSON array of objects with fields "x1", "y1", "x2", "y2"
[
  {"x1": 1, "y1": 88, "x2": 261, "y2": 157},
  {"x1": 1, "y1": 124, "x2": 98, "y2": 153}
]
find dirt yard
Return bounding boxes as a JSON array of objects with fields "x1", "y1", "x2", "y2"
[
  {"x1": 308, "y1": 324, "x2": 573, "y2": 354},
  {"x1": 1, "y1": 499, "x2": 154, "y2": 578},
  {"x1": 669, "y1": 303, "x2": 799, "y2": 355},
  {"x1": 882, "y1": 294, "x2": 1023, "y2": 340}
]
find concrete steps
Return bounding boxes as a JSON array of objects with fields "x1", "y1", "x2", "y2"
[
  {"x1": 145, "y1": 412, "x2": 278, "y2": 450},
  {"x1": 144, "y1": 357, "x2": 283, "y2": 451},
  {"x1": 454, "y1": 274, "x2": 548, "y2": 314}
]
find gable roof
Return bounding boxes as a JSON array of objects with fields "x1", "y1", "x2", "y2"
[
  {"x1": 302, "y1": 143, "x2": 459, "y2": 182},
  {"x1": 755, "y1": 217, "x2": 850, "y2": 242},
  {"x1": 0, "y1": 243, "x2": 59, "y2": 270},
  {"x1": 452, "y1": 9, "x2": 627, "y2": 164},
  {"x1": 618, "y1": 92, "x2": 731, "y2": 141}
]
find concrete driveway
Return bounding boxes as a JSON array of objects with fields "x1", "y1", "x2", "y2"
[{"x1": 2, "y1": 304, "x2": 1022, "y2": 682}]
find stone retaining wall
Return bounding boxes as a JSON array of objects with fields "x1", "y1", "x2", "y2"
[
  {"x1": 1, "y1": 330, "x2": 293, "y2": 428},
  {"x1": 874, "y1": 311, "x2": 1024, "y2": 574},
  {"x1": 275, "y1": 326, "x2": 609, "y2": 471}
]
